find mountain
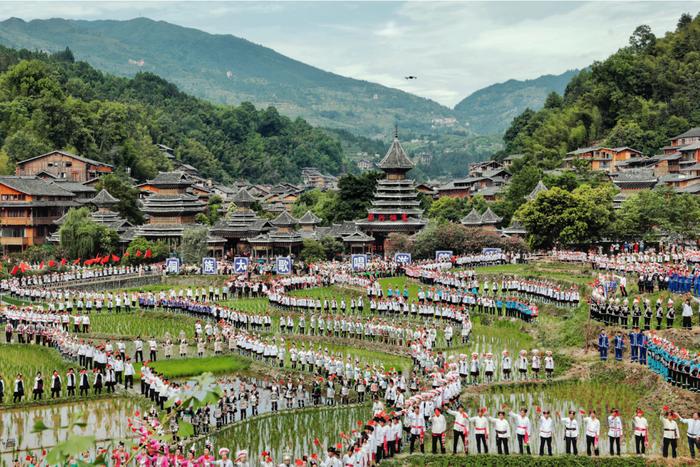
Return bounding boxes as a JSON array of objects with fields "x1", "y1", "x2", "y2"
[
  {"x1": 0, "y1": 17, "x2": 458, "y2": 138},
  {"x1": 501, "y1": 12, "x2": 700, "y2": 166},
  {"x1": 453, "y1": 69, "x2": 579, "y2": 135},
  {"x1": 0, "y1": 45, "x2": 345, "y2": 184}
]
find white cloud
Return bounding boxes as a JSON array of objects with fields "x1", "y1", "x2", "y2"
[{"x1": 1, "y1": 1, "x2": 698, "y2": 106}]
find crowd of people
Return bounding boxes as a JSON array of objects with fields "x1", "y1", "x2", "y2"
[{"x1": 2, "y1": 250, "x2": 699, "y2": 465}]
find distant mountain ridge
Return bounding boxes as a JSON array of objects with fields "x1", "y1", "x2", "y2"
[
  {"x1": 0, "y1": 17, "x2": 458, "y2": 138},
  {"x1": 454, "y1": 70, "x2": 579, "y2": 134},
  {"x1": 0, "y1": 17, "x2": 578, "y2": 139}
]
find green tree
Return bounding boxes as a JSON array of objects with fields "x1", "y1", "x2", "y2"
[
  {"x1": 125, "y1": 237, "x2": 170, "y2": 264},
  {"x1": 514, "y1": 184, "x2": 615, "y2": 249},
  {"x1": 94, "y1": 172, "x2": 145, "y2": 225},
  {"x1": 427, "y1": 196, "x2": 467, "y2": 222},
  {"x1": 299, "y1": 239, "x2": 326, "y2": 262},
  {"x1": 179, "y1": 226, "x2": 209, "y2": 264},
  {"x1": 320, "y1": 236, "x2": 344, "y2": 260},
  {"x1": 58, "y1": 208, "x2": 118, "y2": 259},
  {"x1": 629, "y1": 24, "x2": 656, "y2": 51},
  {"x1": 613, "y1": 186, "x2": 700, "y2": 240}
]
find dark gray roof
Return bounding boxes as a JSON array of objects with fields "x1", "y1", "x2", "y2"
[
  {"x1": 145, "y1": 171, "x2": 192, "y2": 185},
  {"x1": 672, "y1": 127, "x2": 700, "y2": 140},
  {"x1": 651, "y1": 153, "x2": 681, "y2": 161},
  {"x1": 16, "y1": 150, "x2": 114, "y2": 168},
  {"x1": 232, "y1": 188, "x2": 256, "y2": 204},
  {"x1": 51, "y1": 180, "x2": 97, "y2": 194},
  {"x1": 0, "y1": 176, "x2": 76, "y2": 197},
  {"x1": 502, "y1": 220, "x2": 527, "y2": 235},
  {"x1": 613, "y1": 169, "x2": 657, "y2": 183},
  {"x1": 461, "y1": 208, "x2": 482, "y2": 225},
  {"x1": 378, "y1": 134, "x2": 414, "y2": 171},
  {"x1": 271, "y1": 210, "x2": 298, "y2": 226},
  {"x1": 525, "y1": 181, "x2": 548, "y2": 201},
  {"x1": 298, "y1": 210, "x2": 321, "y2": 225},
  {"x1": 566, "y1": 146, "x2": 602, "y2": 156},
  {"x1": 480, "y1": 207, "x2": 503, "y2": 224},
  {"x1": 91, "y1": 189, "x2": 120, "y2": 206},
  {"x1": 679, "y1": 141, "x2": 700, "y2": 151},
  {"x1": 675, "y1": 183, "x2": 700, "y2": 194}
]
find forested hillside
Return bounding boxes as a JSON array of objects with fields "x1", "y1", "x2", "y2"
[
  {"x1": 501, "y1": 13, "x2": 700, "y2": 167},
  {"x1": 0, "y1": 46, "x2": 345, "y2": 183},
  {"x1": 0, "y1": 17, "x2": 457, "y2": 137},
  {"x1": 454, "y1": 69, "x2": 578, "y2": 135}
]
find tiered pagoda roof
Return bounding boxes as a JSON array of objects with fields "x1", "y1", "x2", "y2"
[
  {"x1": 271, "y1": 211, "x2": 298, "y2": 227},
  {"x1": 525, "y1": 181, "x2": 548, "y2": 201},
  {"x1": 356, "y1": 131, "x2": 426, "y2": 234},
  {"x1": 49, "y1": 189, "x2": 132, "y2": 243},
  {"x1": 141, "y1": 193, "x2": 206, "y2": 216},
  {"x1": 298, "y1": 210, "x2": 321, "y2": 226},
  {"x1": 378, "y1": 131, "x2": 415, "y2": 171},
  {"x1": 461, "y1": 208, "x2": 482, "y2": 226},
  {"x1": 501, "y1": 219, "x2": 527, "y2": 236},
  {"x1": 460, "y1": 207, "x2": 503, "y2": 227}
]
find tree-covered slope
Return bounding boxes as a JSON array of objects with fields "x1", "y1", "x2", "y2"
[
  {"x1": 0, "y1": 17, "x2": 457, "y2": 137},
  {"x1": 453, "y1": 69, "x2": 578, "y2": 135},
  {"x1": 501, "y1": 12, "x2": 700, "y2": 167},
  {"x1": 0, "y1": 46, "x2": 345, "y2": 183}
]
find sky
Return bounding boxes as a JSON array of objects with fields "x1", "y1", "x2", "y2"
[{"x1": 0, "y1": 1, "x2": 698, "y2": 107}]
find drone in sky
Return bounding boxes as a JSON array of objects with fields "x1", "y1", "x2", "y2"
[{"x1": 404, "y1": 75, "x2": 417, "y2": 80}]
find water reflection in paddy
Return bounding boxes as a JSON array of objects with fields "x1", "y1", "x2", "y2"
[{"x1": 0, "y1": 398, "x2": 143, "y2": 463}]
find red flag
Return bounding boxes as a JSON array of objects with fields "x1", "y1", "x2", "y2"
[
  {"x1": 84, "y1": 259, "x2": 93, "y2": 266},
  {"x1": 101, "y1": 256, "x2": 109, "y2": 265},
  {"x1": 19, "y1": 262, "x2": 28, "y2": 273},
  {"x1": 136, "y1": 250, "x2": 142, "y2": 258},
  {"x1": 144, "y1": 249, "x2": 152, "y2": 258},
  {"x1": 124, "y1": 251, "x2": 130, "y2": 258},
  {"x1": 39, "y1": 261, "x2": 44, "y2": 269},
  {"x1": 60, "y1": 258, "x2": 67, "y2": 266},
  {"x1": 73, "y1": 258, "x2": 81, "y2": 265},
  {"x1": 111, "y1": 254, "x2": 120, "y2": 262},
  {"x1": 94, "y1": 255, "x2": 101, "y2": 263},
  {"x1": 48, "y1": 260, "x2": 56, "y2": 268},
  {"x1": 10, "y1": 265, "x2": 18, "y2": 275},
  {"x1": 313, "y1": 438, "x2": 320, "y2": 447}
]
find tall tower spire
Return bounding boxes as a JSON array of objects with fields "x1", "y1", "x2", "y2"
[{"x1": 394, "y1": 124, "x2": 399, "y2": 139}]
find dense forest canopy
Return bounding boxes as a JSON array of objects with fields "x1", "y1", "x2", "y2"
[
  {"x1": 0, "y1": 45, "x2": 344, "y2": 183},
  {"x1": 501, "y1": 12, "x2": 700, "y2": 168}
]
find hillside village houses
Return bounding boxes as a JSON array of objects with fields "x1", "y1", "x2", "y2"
[{"x1": 3, "y1": 126, "x2": 700, "y2": 257}]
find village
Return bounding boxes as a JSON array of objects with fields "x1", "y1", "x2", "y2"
[{"x1": 2, "y1": 126, "x2": 700, "y2": 259}]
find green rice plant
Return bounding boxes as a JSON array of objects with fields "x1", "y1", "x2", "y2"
[
  {"x1": 150, "y1": 355, "x2": 251, "y2": 378},
  {"x1": 0, "y1": 344, "x2": 75, "y2": 406},
  {"x1": 207, "y1": 404, "x2": 370, "y2": 462},
  {"x1": 86, "y1": 311, "x2": 199, "y2": 339}
]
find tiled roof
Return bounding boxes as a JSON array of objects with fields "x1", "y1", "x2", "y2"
[
  {"x1": 147, "y1": 171, "x2": 191, "y2": 185},
  {"x1": 461, "y1": 208, "x2": 482, "y2": 225},
  {"x1": 480, "y1": 207, "x2": 503, "y2": 224},
  {"x1": 271, "y1": 210, "x2": 298, "y2": 226},
  {"x1": 0, "y1": 176, "x2": 76, "y2": 197},
  {"x1": 672, "y1": 127, "x2": 700, "y2": 139},
  {"x1": 231, "y1": 188, "x2": 256, "y2": 204},
  {"x1": 378, "y1": 134, "x2": 414, "y2": 170},
  {"x1": 525, "y1": 181, "x2": 548, "y2": 201},
  {"x1": 16, "y1": 150, "x2": 114, "y2": 168},
  {"x1": 298, "y1": 210, "x2": 321, "y2": 225},
  {"x1": 91, "y1": 188, "x2": 119, "y2": 206}
]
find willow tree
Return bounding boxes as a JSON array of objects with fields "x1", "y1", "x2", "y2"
[{"x1": 58, "y1": 207, "x2": 119, "y2": 259}]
